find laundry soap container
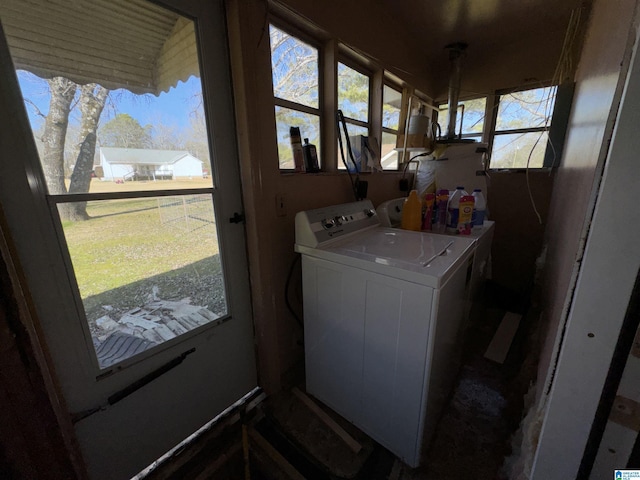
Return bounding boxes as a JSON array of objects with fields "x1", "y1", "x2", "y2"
[
  {"x1": 446, "y1": 186, "x2": 468, "y2": 233},
  {"x1": 401, "y1": 190, "x2": 422, "y2": 231},
  {"x1": 472, "y1": 189, "x2": 486, "y2": 228},
  {"x1": 457, "y1": 195, "x2": 475, "y2": 235}
]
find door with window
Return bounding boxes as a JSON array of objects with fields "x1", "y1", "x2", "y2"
[{"x1": 0, "y1": 1, "x2": 257, "y2": 479}]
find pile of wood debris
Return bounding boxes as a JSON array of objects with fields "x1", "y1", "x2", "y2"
[{"x1": 92, "y1": 297, "x2": 222, "y2": 367}]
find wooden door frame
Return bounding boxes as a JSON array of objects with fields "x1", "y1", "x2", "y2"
[{"x1": 0, "y1": 25, "x2": 85, "y2": 473}]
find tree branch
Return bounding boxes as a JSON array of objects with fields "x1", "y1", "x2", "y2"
[{"x1": 24, "y1": 98, "x2": 46, "y2": 119}]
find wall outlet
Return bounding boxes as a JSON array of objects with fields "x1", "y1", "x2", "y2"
[{"x1": 275, "y1": 194, "x2": 286, "y2": 217}]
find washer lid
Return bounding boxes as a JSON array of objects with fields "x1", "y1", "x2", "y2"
[{"x1": 320, "y1": 227, "x2": 476, "y2": 287}]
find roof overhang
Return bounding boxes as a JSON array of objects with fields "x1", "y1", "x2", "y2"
[
  {"x1": 100, "y1": 148, "x2": 194, "y2": 165},
  {"x1": 0, "y1": 0, "x2": 199, "y2": 95}
]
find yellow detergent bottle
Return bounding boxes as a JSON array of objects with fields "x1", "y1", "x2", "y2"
[{"x1": 401, "y1": 190, "x2": 422, "y2": 231}]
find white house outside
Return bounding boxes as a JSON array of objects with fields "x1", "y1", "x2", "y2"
[{"x1": 98, "y1": 147, "x2": 204, "y2": 181}]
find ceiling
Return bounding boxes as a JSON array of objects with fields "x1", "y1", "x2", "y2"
[
  {"x1": 384, "y1": 0, "x2": 588, "y2": 99},
  {"x1": 0, "y1": 0, "x2": 590, "y2": 100},
  {"x1": 392, "y1": 0, "x2": 584, "y2": 57},
  {"x1": 275, "y1": 0, "x2": 590, "y2": 101}
]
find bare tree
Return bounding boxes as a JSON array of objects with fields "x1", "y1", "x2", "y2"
[
  {"x1": 61, "y1": 84, "x2": 108, "y2": 221},
  {"x1": 41, "y1": 77, "x2": 77, "y2": 195},
  {"x1": 150, "y1": 118, "x2": 184, "y2": 150},
  {"x1": 185, "y1": 110, "x2": 210, "y2": 167}
]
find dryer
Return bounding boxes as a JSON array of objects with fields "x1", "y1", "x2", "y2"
[
  {"x1": 295, "y1": 200, "x2": 475, "y2": 467},
  {"x1": 377, "y1": 196, "x2": 495, "y2": 309}
]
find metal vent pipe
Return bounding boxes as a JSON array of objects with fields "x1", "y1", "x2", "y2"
[{"x1": 445, "y1": 42, "x2": 468, "y2": 140}]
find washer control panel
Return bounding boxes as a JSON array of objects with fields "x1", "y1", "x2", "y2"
[{"x1": 295, "y1": 200, "x2": 380, "y2": 247}]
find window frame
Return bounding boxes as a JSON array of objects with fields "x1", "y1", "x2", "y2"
[
  {"x1": 267, "y1": 15, "x2": 432, "y2": 174},
  {"x1": 335, "y1": 55, "x2": 374, "y2": 171},
  {"x1": 268, "y1": 20, "x2": 323, "y2": 171},
  {"x1": 487, "y1": 84, "x2": 557, "y2": 170},
  {"x1": 381, "y1": 83, "x2": 402, "y2": 132},
  {"x1": 8, "y1": 20, "x2": 242, "y2": 372},
  {"x1": 380, "y1": 82, "x2": 403, "y2": 170},
  {"x1": 436, "y1": 95, "x2": 488, "y2": 143},
  {"x1": 336, "y1": 57, "x2": 372, "y2": 132}
]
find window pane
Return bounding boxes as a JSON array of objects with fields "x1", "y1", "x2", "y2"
[
  {"x1": 269, "y1": 25, "x2": 319, "y2": 109},
  {"x1": 496, "y1": 87, "x2": 556, "y2": 130},
  {"x1": 275, "y1": 106, "x2": 320, "y2": 170},
  {"x1": 438, "y1": 97, "x2": 486, "y2": 136},
  {"x1": 337, "y1": 122, "x2": 369, "y2": 170},
  {"x1": 58, "y1": 195, "x2": 227, "y2": 368},
  {"x1": 338, "y1": 63, "x2": 369, "y2": 122},
  {"x1": 490, "y1": 132, "x2": 549, "y2": 169},
  {"x1": 383, "y1": 85, "x2": 402, "y2": 130},
  {"x1": 381, "y1": 132, "x2": 398, "y2": 170},
  {"x1": 460, "y1": 98, "x2": 486, "y2": 135},
  {"x1": 16, "y1": 71, "x2": 213, "y2": 196}
]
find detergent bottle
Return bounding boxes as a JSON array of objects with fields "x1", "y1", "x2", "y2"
[
  {"x1": 422, "y1": 193, "x2": 435, "y2": 230},
  {"x1": 434, "y1": 189, "x2": 449, "y2": 233},
  {"x1": 472, "y1": 188, "x2": 487, "y2": 228},
  {"x1": 401, "y1": 190, "x2": 422, "y2": 231},
  {"x1": 457, "y1": 195, "x2": 475, "y2": 234},
  {"x1": 446, "y1": 186, "x2": 468, "y2": 233}
]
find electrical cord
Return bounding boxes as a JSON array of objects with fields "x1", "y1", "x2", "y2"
[
  {"x1": 525, "y1": 132, "x2": 544, "y2": 224},
  {"x1": 522, "y1": 6, "x2": 580, "y2": 224},
  {"x1": 400, "y1": 152, "x2": 431, "y2": 194},
  {"x1": 285, "y1": 255, "x2": 303, "y2": 328},
  {"x1": 341, "y1": 116, "x2": 360, "y2": 174},
  {"x1": 402, "y1": 152, "x2": 430, "y2": 178},
  {"x1": 336, "y1": 110, "x2": 360, "y2": 201}
]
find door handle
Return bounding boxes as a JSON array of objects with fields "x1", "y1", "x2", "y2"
[
  {"x1": 71, "y1": 348, "x2": 196, "y2": 423},
  {"x1": 229, "y1": 212, "x2": 245, "y2": 224}
]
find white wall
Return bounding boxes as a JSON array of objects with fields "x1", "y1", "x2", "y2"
[
  {"x1": 532, "y1": 13, "x2": 640, "y2": 478},
  {"x1": 174, "y1": 155, "x2": 202, "y2": 177}
]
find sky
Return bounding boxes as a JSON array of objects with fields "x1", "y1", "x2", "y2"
[{"x1": 16, "y1": 70, "x2": 204, "y2": 134}]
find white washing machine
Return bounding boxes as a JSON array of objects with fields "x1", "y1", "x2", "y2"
[{"x1": 294, "y1": 200, "x2": 475, "y2": 467}]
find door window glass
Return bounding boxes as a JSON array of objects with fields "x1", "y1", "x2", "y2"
[
  {"x1": 6, "y1": 5, "x2": 228, "y2": 368},
  {"x1": 60, "y1": 195, "x2": 226, "y2": 368}
]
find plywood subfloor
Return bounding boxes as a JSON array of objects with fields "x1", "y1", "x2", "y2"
[{"x1": 265, "y1": 390, "x2": 375, "y2": 478}]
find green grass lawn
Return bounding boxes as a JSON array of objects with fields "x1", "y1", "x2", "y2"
[{"x1": 60, "y1": 195, "x2": 225, "y2": 325}]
